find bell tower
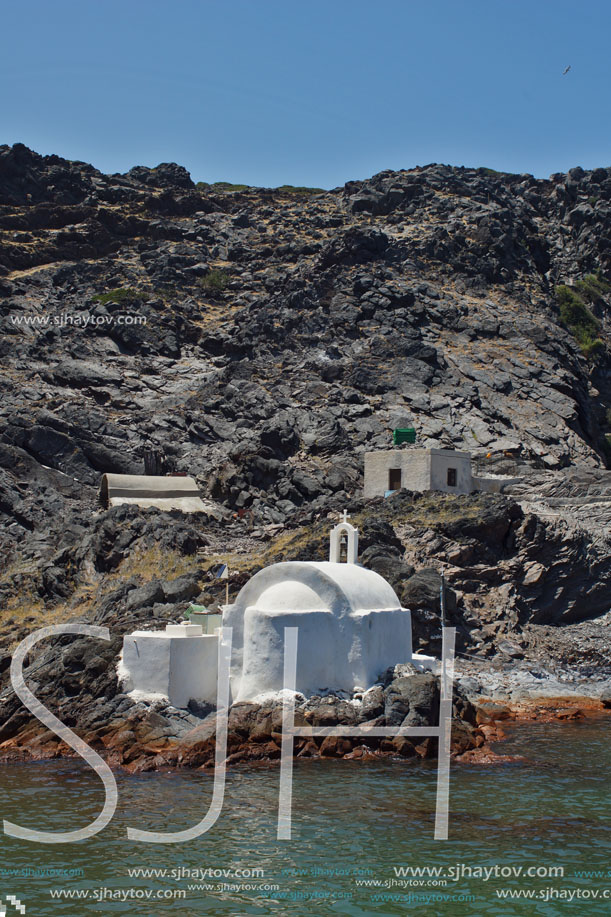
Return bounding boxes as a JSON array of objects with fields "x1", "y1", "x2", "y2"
[{"x1": 329, "y1": 510, "x2": 359, "y2": 564}]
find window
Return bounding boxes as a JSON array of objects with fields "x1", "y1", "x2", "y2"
[
  {"x1": 447, "y1": 467, "x2": 457, "y2": 487},
  {"x1": 388, "y1": 468, "x2": 402, "y2": 491}
]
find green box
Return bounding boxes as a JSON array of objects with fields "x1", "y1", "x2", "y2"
[{"x1": 393, "y1": 427, "x2": 416, "y2": 445}]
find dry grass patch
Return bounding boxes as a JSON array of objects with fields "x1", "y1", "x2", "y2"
[{"x1": 103, "y1": 543, "x2": 200, "y2": 588}]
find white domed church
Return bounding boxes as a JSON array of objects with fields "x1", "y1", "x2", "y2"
[
  {"x1": 225, "y1": 513, "x2": 412, "y2": 701},
  {"x1": 120, "y1": 513, "x2": 414, "y2": 708}
]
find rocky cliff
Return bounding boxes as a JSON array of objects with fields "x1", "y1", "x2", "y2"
[{"x1": 0, "y1": 144, "x2": 610, "y2": 761}]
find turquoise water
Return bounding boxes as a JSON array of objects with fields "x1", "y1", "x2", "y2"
[{"x1": 0, "y1": 719, "x2": 609, "y2": 916}]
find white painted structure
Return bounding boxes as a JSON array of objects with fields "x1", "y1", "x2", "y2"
[
  {"x1": 328, "y1": 510, "x2": 359, "y2": 563},
  {"x1": 224, "y1": 515, "x2": 412, "y2": 702},
  {"x1": 120, "y1": 623, "x2": 218, "y2": 707},
  {"x1": 100, "y1": 473, "x2": 207, "y2": 513},
  {"x1": 120, "y1": 514, "x2": 413, "y2": 708}
]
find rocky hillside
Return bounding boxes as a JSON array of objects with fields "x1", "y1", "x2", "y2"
[{"x1": 0, "y1": 142, "x2": 610, "y2": 686}]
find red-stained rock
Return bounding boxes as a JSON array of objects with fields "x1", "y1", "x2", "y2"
[
  {"x1": 319, "y1": 736, "x2": 353, "y2": 757},
  {"x1": 456, "y1": 745, "x2": 525, "y2": 765},
  {"x1": 391, "y1": 736, "x2": 417, "y2": 757},
  {"x1": 226, "y1": 749, "x2": 250, "y2": 765},
  {"x1": 478, "y1": 723, "x2": 506, "y2": 742},
  {"x1": 475, "y1": 701, "x2": 513, "y2": 725},
  {"x1": 244, "y1": 740, "x2": 281, "y2": 760},
  {"x1": 344, "y1": 745, "x2": 379, "y2": 761},
  {"x1": 297, "y1": 740, "x2": 319, "y2": 757},
  {"x1": 414, "y1": 737, "x2": 437, "y2": 758},
  {"x1": 124, "y1": 755, "x2": 159, "y2": 774},
  {"x1": 450, "y1": 721, "x2": 476, "y2": 755},
  {"x1": 555, "y1": 707, "x2": 585, "y2": 720}
]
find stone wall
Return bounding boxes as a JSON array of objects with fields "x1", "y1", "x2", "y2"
[
  {"x1": 364, "y1": 450, "x2": 429, "y2": 497},
  {"x1": 364, "y1": 448, "x2": 472, "y2": 496},
  {"x1": 428, "y1": 449, "x2": 472, "y2": 494},
  {"x1": 474, "y1": 475, "x2": 521, "y2": 494}
]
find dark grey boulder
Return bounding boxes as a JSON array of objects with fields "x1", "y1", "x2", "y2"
[
  {"x1": 126, "y1": 581, "x2": 166, "y2": 610},
  {"x1": 162, "y1": 573, "x2": 201, "y2": 604},
  {"x1": 384, "y1": 674, "x2": 439, "y2": 727}
]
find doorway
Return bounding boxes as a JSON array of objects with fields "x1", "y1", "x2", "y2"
[{"x1": 388, "y1": 468, "x2": 402, "y2": 491}]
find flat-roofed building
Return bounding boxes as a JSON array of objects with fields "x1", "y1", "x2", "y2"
[{"x1": 364, "y1": 448, "x2": 473, "y2": 498}]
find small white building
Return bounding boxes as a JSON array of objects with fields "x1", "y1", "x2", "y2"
[
  {"x1": 119, "y1": 514, "x2": 413, "y2": 708},
  {"x1": 364, "y1": 448, "x2": 473, "y2": 498},
  {"x1": 224, "y1": 515, "x2": 411, "y2": 702},
  {"x1": 120, "y1": 623, "x2": 219, "y2": 708}
]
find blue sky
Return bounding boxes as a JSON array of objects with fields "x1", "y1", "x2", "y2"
[{"x1": 1, "y1": 0, "x2": 609, "y2": 187}]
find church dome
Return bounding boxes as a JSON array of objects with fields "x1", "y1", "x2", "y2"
[
  {"x1": 223, "y1": 514, "x2": 412, "y2": 702},
  {"x1": 239, "y1": 561, "x2": 401, "y2": 618},
  {"x1": 253, "y1": 578, "x2": 325, "y2": 613}
]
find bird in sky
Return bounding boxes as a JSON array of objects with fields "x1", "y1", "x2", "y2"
[{"x1": 563, "y1": 65, "x2": 571, "y2": 75}]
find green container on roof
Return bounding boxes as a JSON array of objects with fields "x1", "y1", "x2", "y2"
[
  {"x1": 186, "y1": 604, "x2": 207, "y2": 617},
  {"x1": 393, "y1": 427, "x2": 416, "y2": 445}
]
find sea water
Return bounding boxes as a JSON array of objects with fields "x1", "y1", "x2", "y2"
[{"x1": 0, "y1": 719, "x2": 608, "y2": 916}]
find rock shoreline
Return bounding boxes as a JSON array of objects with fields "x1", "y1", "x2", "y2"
[
  {"x1": 1, "y1": 663, "x2": 608, "y2": 773},
  {"x1": 1, "y1": 148, "x2": 611, "y2": 778}
]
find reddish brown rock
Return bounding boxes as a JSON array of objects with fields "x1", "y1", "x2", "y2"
[
  {"x1": 450, "y1": 721, "x2": 477, "y2": 755},
  {"x1": 344, "y1": 745, "x2": 380, "y2": 761},
  {"x1": 456, "y1": 745, "x2": 525, "y2": 765},
  {"x1": 319, "y1": 736, "x2": 353, "y2": 757},
  {"x1": 391, "y1": 736, "x2": 417, "y2": 757},
  {"x1": 414, "y1": 737, "x2": 437, "y2": 758},
  {"x1": 475, "y1": 701, "x2": 513, "y2": 725},
  {"x1": 294, "y1": 740, "x2": 317, "y2": 757}
]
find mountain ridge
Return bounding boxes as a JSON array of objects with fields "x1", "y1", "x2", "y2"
[{"x1": 0, "y1": 141, "x2": 610, "y2": 665}]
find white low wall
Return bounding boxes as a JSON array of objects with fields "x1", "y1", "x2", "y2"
[
  {"x1": 473, "y1": 475, "x2": 521, "y2": 493},
  {"x1": 121, "y1": 631, "x2": 219, "y2": 708}
]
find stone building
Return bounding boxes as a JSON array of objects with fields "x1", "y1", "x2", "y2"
[{"x1": 364, "y1": 447, "x2": 473, "y2": 498}]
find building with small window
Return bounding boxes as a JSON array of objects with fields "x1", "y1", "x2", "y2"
[{"x1": 363, "y1": 448, "x2": 473, "y2": 498}]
